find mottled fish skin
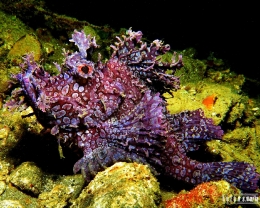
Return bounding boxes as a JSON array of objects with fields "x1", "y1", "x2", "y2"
[{"x1": 6, "y1": 29, "x2": 259, "y2": 191}]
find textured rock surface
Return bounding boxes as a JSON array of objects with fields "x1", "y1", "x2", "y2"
[
  {"x1": 71, "y1": 162, "x2": 161, "y2": 208},
  {"x1": 0, "y1": 200, "x2": 24, "y2": 208},
  {"x1": 165, "y1": 180, "x2": 242, "y2": 208},
  {"x1": 9, "y1": 162, "x2": 44, "y2": 196},
  {"x1": 164, "y1": 54, "x2": 246, "y2": 126},
  {"x1": 7, "y1": 34, "x2": 42, "y2": 64},
  {"x1": 38, "y1": 174, "x2": 85, "y2": 207}
]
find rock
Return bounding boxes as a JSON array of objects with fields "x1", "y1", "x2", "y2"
[
  {"x1": 57, "y1": 175, "x2": 85, "y2": 200},
  {"x1": 38, "y1": 174, "x2": 85, "y2": 207},
  {"x1": 0, "y1": 160, "x2": 12, "y2": 181},
  {"x1": 38, "y1": 184, "x2": 72, "y2": 208},
  {"x1": 71, "y1": 162, "x2": 161, "y2": 208},
  {"x1": 0, "y1": 125, "x2": 9, "y2": 146},
  {"x1": 9, "y1": 162, "x2": 43, "y2": 196},
  {"x1": 0, "y1": 174, "x2": 42, "y2": 208},
  {"x1": 165, "y1": 180, "x2": 242, "y2": 208},
  {"x1": 0, "y1": 181, "x2": 6, "y2": 196},
  {"x1": 207, "y1": 127, "x2": 260, "y2": 168},
  {"x1": 7, "y1": 34, "x2": 42, "y2": 65},
  {"x1": 0, "y1": 200, "x2": 24, "y2": 208},
  {"x1": 0, "y1": 106, "x2": 43, "y2": 158}
]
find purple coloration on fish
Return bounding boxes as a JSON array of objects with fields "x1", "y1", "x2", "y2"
[{"x1": 6, "y1": 29, "x2": 259, "y2": 191}]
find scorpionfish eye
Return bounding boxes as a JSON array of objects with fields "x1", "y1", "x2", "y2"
[{"x1": 76, "y1": 62, "x2": 94, "y2": 79}]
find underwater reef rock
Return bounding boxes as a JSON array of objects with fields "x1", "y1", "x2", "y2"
[
  {"x1": 165, "y1": 180, "x2": 242, "y2": 208},
  {"x1": 0, "y1": 106, "x2": 42, "y2": 158},
  {"x1": 7, "y1": 34, "x2": 42, "y2": 65},
  {"x1": 38, "y1": 174, "x2": 85, "y2": 207},
  {"x1": 207, "y1": 127, "x2": 260, "y2": 170},
  {"x1": 9, "y1": 162, "x2": 44, "y2": 196},
  {"x1": 71, "y1": 162, "x2": 161, "y2": 208},
  {"x1": 0, "y1": 200, "x2": 24, "y2": 208}
]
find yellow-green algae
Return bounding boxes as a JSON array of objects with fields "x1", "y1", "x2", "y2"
[
  {"x1": 7, "y1": 34, "x2": 42, "y2": 64},
  {"x1": 0, "y1": 11, "x2": 32, "y2": 56},
  {"x1": 0, "y1": 10, "x2": 35, "y2": 92},
  {"x1": 207, "y1": 126, "x2": 260, "y2": 170},
  {"x1": 163, "y1": 51, "x2": 246, "y2": 125},
  {"x1": 0, "y1": 106, "x2": 42, "y2": 157},
  {"x1": 71, "y1": 162, "x2": 161, "y2": 208},
  {"x1": 9, "y1": 162, "x2": 44, "y2": 196},
  {"x1": 38, "y1": 174, "x2": 85, "y2": 208}
]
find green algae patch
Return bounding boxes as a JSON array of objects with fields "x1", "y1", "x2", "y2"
[
  {"x1": 0, "y1": 62, "x2": 12, "y2": 94},
  {"x1": 207, "y1": 127, "x2": 260, "y2": 170},
  {"x1": 7, "y1": 34, "x2": 42, "y2": 64},
  {"x1": 0, "y1": 160, "x2": 12, "y2": 182},
  {"x1": 71, "y1": 162, "x2": 161, "y2": 208},
  {"x1": 0, "y1": 106, "x2": 43, "y2": 158},
  {"x1": 0, "y1": 10, "x2": 33, "y2": 58},
  {"x1": 9, "y1": 162, "x2": 44, "y2": 196},
  {"x1": 164, "y1": 82, "x2": 242, "y2": 125},
  {"x1": 83, "y1": 26, "x2": 101, "y2": 44},
  {"x1": 38, "y1": 174, "x2": 85, "y2": 208},
  {"x1": 0, "y1": 10, "x2": 36, "y2": 92},
  {"x1": 164, "y1": 50, "x2": 246, "y2": 125},
  {"x1": 0, "y1": 184, "x2": 38, "y2": 208}
]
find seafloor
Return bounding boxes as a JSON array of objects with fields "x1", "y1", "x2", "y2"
[{"x1": 0, "y1": 2, "x2": 260, "y2": 208}]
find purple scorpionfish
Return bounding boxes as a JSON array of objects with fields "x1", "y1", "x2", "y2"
[{"x1": 6, "y1": 29, "x2": 259, "y2": 191}]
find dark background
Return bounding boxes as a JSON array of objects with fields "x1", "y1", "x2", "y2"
[{"x1": 44, "y1": 0, "x2": 259, "y2": 81}]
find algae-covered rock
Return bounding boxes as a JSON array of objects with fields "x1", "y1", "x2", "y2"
[
  {"x1": 163, "y1": 50, "x2": 246, "y2": 125},
  {"x1": 0, "y1": 160, "x2": 12, "y2": 181},
  {"x1": 0, "y1": 181, "x2": 6, "y2": 196},
  {"x1": 38, "y1": 174, "x2": 85, "y2": 208},
  {"x1": 71, "y1": 162, "x2": 161, "y2": 208},
  {"x1": 164, "y1": 81, "x2": 242, "y2": 125},
  {"x1": 9, "y1": 162, "x2": 44, "y2": 196},
  {"x1": 0, "y1": 62, "x2": 12, "y2": 94},
  {"x1": 0, "y1": 125, "x2": 9, "y2": 146},
  {"x1": 207, "y1": 127, "x2": 260, "y2": 168},
  {"x1": 165, "y1": 180, "x2": 242, "y2": 208},
  {"x1": 0, "y1": 10, "x2": 32, "y2": 57},
  {"x1": 38, "y1": 184, "x2": 72, "y2": 208},
  {"x1": 226, "y1": 101, "x2": 245, "y2": 124},
  {"x1": 0, "y1": 183, "x2": 38, "y2": 208},
  {"x1": 56, "y1": 174, "x2": 85, "y2": 200},
  {"x1": 0, "y1": 200, "x2": 24, "y2": 208},
  {"x1": 7, "y1": 34, "x2": 42, "y2": 64},
  {"x1": 0, "y1": 106, "x2": 43, "y2": 158}
]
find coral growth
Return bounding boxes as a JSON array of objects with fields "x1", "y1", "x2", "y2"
[{"x1": 165, "y1": 180, "x2": 242, "y2": 208}]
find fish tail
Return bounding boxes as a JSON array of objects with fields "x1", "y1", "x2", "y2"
[
  {"x1": 203, "y1": 161, "x2": 259, "y2": 192},
  {"x1": 164, "y1": 155, "x2": 259, "y2": 191}
]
